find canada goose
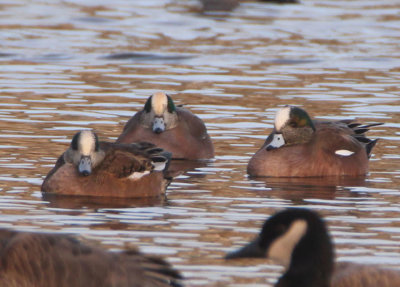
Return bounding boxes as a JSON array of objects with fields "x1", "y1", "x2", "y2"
[
  {"x1": 42, "y1": 130, "x2": 171, "y2": 198},
  {"x1": 247, "y1": 105, "x2": 381, "y2": 177},
  {"x1": 226, "y1": 208, "x2": 400, "y2": 287},
  {"x1": 116, "y1": 92, "x2": 214, "y2": 160},
  {"x1": 0, "y1": 228, "x2": 182, "y2": 287}
]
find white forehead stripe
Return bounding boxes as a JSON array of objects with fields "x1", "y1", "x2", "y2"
[
  {"x1": 335, "y1": 149, "x2": 354, "y2": 156},
  {"x1": 267, "y1": 219, "x2": 307, "y2": 269},
  {"x1": 152, "y1": 92, "x2": 168, "y2": 116},
  {"x1": 79, "y1": 130, "x2": 95, "y2": 156},
  {"x1": 275, "y1": 106, "x2": 291, "y2": 132}
]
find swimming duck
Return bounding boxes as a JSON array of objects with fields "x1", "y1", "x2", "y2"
[
  {"x1": 116, "y1": 92, "x2": 214, "y2": 160},
  {"x1": 0, "y1": 228, "x2": 182, "y2": 287},
  {"x1": 247, "y1": 105, "x2": 381, "y2": 177},
  {"x1": 226, "y1": 208, "x2": 400, "y2": 287},
  {"x1": 41, "y1": 130, "x2": 171, "y2": 198}
]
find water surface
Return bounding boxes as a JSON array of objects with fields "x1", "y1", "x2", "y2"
[{"x1": 0, "y1": 0, "x2": 400, "y2": 286}]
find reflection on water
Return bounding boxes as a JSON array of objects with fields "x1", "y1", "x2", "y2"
[
  {"x1": 247, "y1": 176, "x2": 368, "y2": 201},
  {"x1": 0, "y1": 0, "x2": 399, "y2": 286},
  {"x1": 42, "y1": 193, "x2": 166, "y2": 209}
]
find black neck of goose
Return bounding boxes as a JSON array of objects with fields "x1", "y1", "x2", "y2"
[{"x1": 276, "y1": 216, "x2": 334, "y2": 287}]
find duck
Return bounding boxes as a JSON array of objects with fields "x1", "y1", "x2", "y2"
[
  {"x1": 116, "y1": 92, "x2": 214, "y2": 160},
  {"x1": 0, "y1": 228, "x2": 182, "y2": 287},
  {"x1": 247, "y1": 105, "x2": 382, "y2": 177},
  {"x1": 41, "y1": 130, "x2": 171, "y2": 198},
  {"x1": 226, "y1": 208, "x2": 400, "y2": 287}
]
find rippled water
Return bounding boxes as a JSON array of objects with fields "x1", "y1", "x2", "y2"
[{"x1": 0, "y1": 0, "x2": 400, "y2": 286}]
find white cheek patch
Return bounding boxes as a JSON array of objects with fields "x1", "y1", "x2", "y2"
[
  {"x1": 275, "y1": 106, "x2": 291, "y2": 132},
  {"x1": 335, "y1": 149, "x2": 355, "y2": 156},
  {"x1": 128, "y1": 170, "x2": 150, "y2": 180},
  {"x1": 267, "y1": 219, "x2": 307, "y2": 269},
  {"x1": 267, "y1": 133, "x2": 286, "y2": 150}
]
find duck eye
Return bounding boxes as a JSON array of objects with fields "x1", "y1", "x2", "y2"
[{"x1": 289, "y1": 121, "x2": 297, "y2": 128}]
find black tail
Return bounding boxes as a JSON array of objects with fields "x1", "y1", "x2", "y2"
[
  {"x1": 347, "y1": 122, "x2": 382, "y2": 157},
  {"x1": 366, "y1": 139, "x2": 379, "y2": 158}
]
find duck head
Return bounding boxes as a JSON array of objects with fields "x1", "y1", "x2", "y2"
[
  {"x1": 64, "y1": 130, "x2": 105, "y2": 176},
  {"x1": 266, "y1": 106, "x2": 316, "y2": 151},
  {"x1": 142, "y1": 92, "x2": 178, "y2": 134}
]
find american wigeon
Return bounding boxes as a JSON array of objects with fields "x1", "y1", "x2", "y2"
[
  {"x1": 41, "y1": 130, "x2": 171, "y2": 198},
  {"x1": 0, "y1": 229, "x2": 182, "y2": 287},
  {"x1": 247, "y1": 106, "x2": 381, "y2": 177},
  {"x1": 226, "y1": 208, "x2": 400, "y2": 287},
  {"x1": 116, "y1": 92, "x2": 214, "y2": 160}
]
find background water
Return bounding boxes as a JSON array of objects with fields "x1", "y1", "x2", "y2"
[{"x1": 0, "y1": 0, "x2": 400, "y2": 285}]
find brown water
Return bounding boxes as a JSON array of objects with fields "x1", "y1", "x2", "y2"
[{"x1": 1, "y1": 0, "x2": 400, "y2": 286}]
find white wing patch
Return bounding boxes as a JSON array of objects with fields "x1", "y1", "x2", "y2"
[
  {"x1": 153, "y1": 161, "x2": 167, "y2": 171},
  {"x1": 128, "y1": 170, "x2": 150, "y2": 180},
  {"x1": 335, "y1": 149, "x2": 355, "y2": 156}
]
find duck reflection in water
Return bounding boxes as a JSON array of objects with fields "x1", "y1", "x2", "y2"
[{"x1": 248, "y1": 176, "x2": 367, "y2": 202}]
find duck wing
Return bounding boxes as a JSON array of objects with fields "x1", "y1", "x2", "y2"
[{"x1": 99, "y1": 142, "x2": 170, "y2": 178}]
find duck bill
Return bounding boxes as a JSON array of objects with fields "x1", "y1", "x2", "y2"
[
  {"x1": 152, "y1": 117, "x2": 165, "y2": 134},
  {"x1": 79, "y1": 156, "x2": 92, "y2": 176},
  {"x1": 225, "y1": 238, "x2": 266, "y2": 259}
]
